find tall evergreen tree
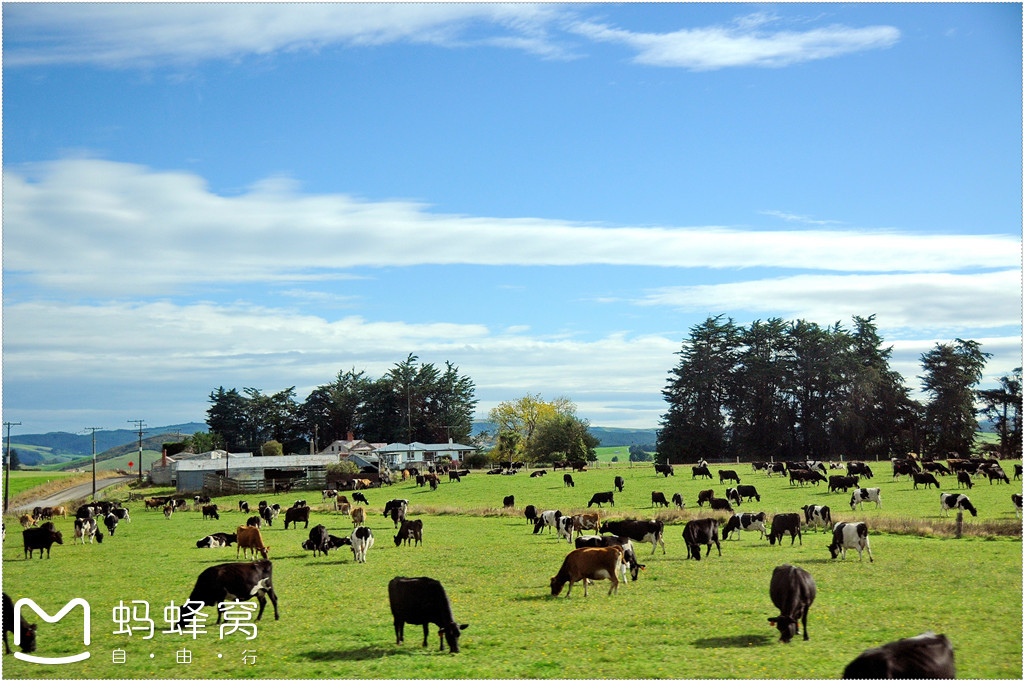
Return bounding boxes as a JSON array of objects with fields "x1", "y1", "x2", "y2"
[
  {"x1": 978, "y1": 367, "x2": 1022, "y2": 459},
  {"x1": 730, "y1": 318, "x2": 792, "y2": 460},
  {"x1": 920, "y1": 339, "x2": 990, "y2": 456}
]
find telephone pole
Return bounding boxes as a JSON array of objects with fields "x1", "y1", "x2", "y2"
[
  {"x1": 4, "y1": 421, "x2": 21, "y2": 514},
  {"x1": 128, "y1": 419, "x2": 146, "y2": 482},
  {"x1": 84, "y1": 427, "x2": 103, "y2": 499}
]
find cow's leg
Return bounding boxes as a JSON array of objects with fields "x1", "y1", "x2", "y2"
[
  {"x1": 422, "y1": 624, "x2": 430, "y2": 647},
  {"x1": 801, "y1": 607, "x2": 809, "y2": 641},
  {"x1": 393, "y1": 620, "x2": 404, "y2": 645},
  {"x1": 714, "y1": 538, "x2": 722, "y2": 556}
]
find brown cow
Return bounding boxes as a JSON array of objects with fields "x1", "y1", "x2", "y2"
[{"x1": 235, "y1": 526, "x2": 270, "y2": 560}]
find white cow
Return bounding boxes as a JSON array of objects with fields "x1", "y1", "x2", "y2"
[
  {"x1": 850, "y1": 488, "x2": 882, "y2": 510},
  {"x1": 350, "y1": 526, "x2": 374, "y2": 563},
  {"x1": 828, "y1": 522, "x2": 873, "y2": 562}
]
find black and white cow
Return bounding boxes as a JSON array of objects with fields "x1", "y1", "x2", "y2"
[
  {"x1": 614, "y1": 476, "x2": 624, "y2": 493},
  {"x1": 721, "y1": 512, "x2": 767, "y2": 541},
  {"x1": 533, "y1": 510, "x2": 562, "y2": 535},
  {"x1": 260, "y1": 504, "x2": 275, "y2": 527},
  {"x1": 388, "y1": 577, "x2": 468, "y2": 653},
  {"x1": 112, "y1": 507, "x2": 131, "y2": 523},
  {"x1": 939, "y1": 493, "x2": 977, "y2": 517},
  {"x1": 394, "y1": 519, "x2": 424, "y2": 547},
  {"x1": 384, "y1": 499, "x2": 409, "y2": 528},
  {"x1": 73, "y1": 517, "x2": 102, "y2": 544},
  {"x1": 238, "y1": 500, "x2": 250, "y2": 513},
  {"x1": 842, "y1": 632, "x2": 955, "y2": 679},
  {"x1": 725, "y1": 487, "x2": 743, "y2": 506},
  {"x1": 556, "y1": 515, "x2": 574, "y2": 544},
  {"x1": 671, "y1": 492, "x2": 684, "y2": 509},
  {"x1": 682, "y1": 518, "x2": 721, "y2": 561},
  {"x1": 599, "y1": 519, "x2": 666, "y2": 555},
  {"x1": 1013, "y1": 493, "x2": 1022, "y2": 519},
  {"x1": 800, "y1": 505, "x2": 833, "y2": 532},
  {"x1": 350, "y1": 526, "x2": 374, "y2": 562},
  {"x1": 847, "y1": 462, "x2": 873, "y2": 479},
  {"x1": 768, "y1": 564, "x2": 816, "y2": 643},
  {"x1": 767, "y1": 462, "x2": 786, "y2": 476},
  {"x1": 828, "y1": 522, "x2": 873, "y2": 562},
  {"x1": 986, "y1": 466, "x2": 1010, "y2": 485},
  {"x1": 180, "y1": 561, "x2": 278, "y2": 625},
  {"x1": 768, "y1": 513, "x2": 802, "y2": 546},
  {"x1": 574, "y1": 535, "x2": 645, "y2": 582},
  {"x1": 850, "y1": 488, "x2": 882, "y2": 510},
  {"x1": 103, "y1": 512, "x2": 119, "y2": 537},
  {"x1": 195, "y1": 532, "x2": 236, "y2": 548},
  {"x1": 587, "y1": 492, "x2": 614, "y2": 508}
]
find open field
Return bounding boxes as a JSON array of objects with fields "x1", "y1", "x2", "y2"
[
  {"x1": 2, "y1": 461, "x2": 1021, "y2": 679},
  {"x1": 2, "y1": 470, "x2": 79, "y2": 500}
]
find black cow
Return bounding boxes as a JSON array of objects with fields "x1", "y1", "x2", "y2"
[
  {"x1": 393, "y1": 519, "x2": 424, "y2": 547},
  {"x1": 3, "y1": 592, "x2": 37, "y2": 655},
  {"x1": 284, "y1": 506, "x2": 311, "y2": 529},
  {"x1": 691, "y1": 465, "x2": 713, "y2": 479},
  {"x1": 503, "y1": 495, "x2": 515, "y2": 509},
  {"x1": 614, "y1": 476, "x2": 624, "y2": 492},
  {"x1": 448, "y1": 471, "x2": 462, "y2": 482},
  {"x1": 103, "y1": 512, "x2": 119, "y2": 537},
  {"x1": 246, "y1": 516, "x2": 262, "y2": 529},
  {"x1": 599, "y1": 519, "x2": 665, "y2": 554},
  {"x1": 892, "y1": 459, "x2": 919, "y2": 479},
  {"x1": 718, "y1": 469, "x2": 740, "y2": 484},
  {"x1": 671, "y1": 492, "x2": 684, "y2": 509},
  {"x1": 956, "y1": 471, "x2": 974, "y2": 489},
  {"x1": 180, "y1": 561, "x2": 279, "y2": 625},
  {"x1": 651, "y1": 491, "x2": 669, "y2": 508},
  {"x1": 260, "y1": 504, "x2": 275, "y2": 527},
  {"x1": 22, "y1": 525, "x2": 63, "y2": 559},
  {"x1": 196, "y1": 532, "x2": 236, "y2": 548},
  {"x1": 986, "y1": 466, "x2": 1010, "y2": 485},
  {"x1": 655, "y1": 464, "x2": 674, "y2": 477},
  {"x1": 913, "y1": 472, "x2": 941, "y2": 489},
  {"x1": 846, "y1": 462, "x2": 873, "y2": 479},
  {"x1": 708, "y1": 497, "x2": 734, "y2": 513},
  {"x1": 202, "y1": 504, "x2": 220, "y2": 520},
  {"x1": 734, "y1": 484, "x2": 761, "y2": 502},
  {"x1": 352, "y1": 492, "x2": 369, "y2": 505},
  {"x1": 768, "y1": 564, "x2": 816, "y2": 643},
  {"x1": 305, "y1": 524, "x2": 329, "y2": 557},
  {"x1": 523, "y1": 505, "x2": 538, "y2": 525},
  {"x1": 697, "y1": 489, "x2": 715, "y2": 506},
  {"x1": 388, "y1": 577, "x2": 468, "y2": 653},
  {"x1": 588, "y1": 492, "x2": 614, "y2": 508},
  {"x1": 768, "y1": 513, "x2": 802, "y2": 546},
  {"x1": 829, "y1": 475, "x2": 860, "y2": 493},
  {"x1": 563, "y1": 474, "x2": 575, "y2": 488},
  {"x1": 843, "y1": 632, "x2": 955, "y2": 679},
  {"x1": 1014, "y1": 464, "x2": 1022, "y2": 481},
  {"x1": 384, "y1": 499, "x2": 409, "y2": 527},
  {"x1": 529, "y1": 470, "x2": 546, "y2": 478},
  {"x1": 682, "y1": 518, "x2": 721, "y2": 561},
  {"x1": 923, "y1": 461, "x2": 952, "y2": 476}
]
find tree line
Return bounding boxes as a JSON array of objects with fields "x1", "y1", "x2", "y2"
[
  {"x1": 656, "y1": 314, "x2": 1020, "y2": 464},
  {"x1": 205, "y1": 354, "x2": 478, "y2": 454}
]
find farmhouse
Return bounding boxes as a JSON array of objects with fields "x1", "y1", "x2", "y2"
[
  {"x1": 174, "y1": 454, "x2": 338, "y2": 493},
  {"x1": 149, "y1": 449, "x2": 252, "y2": 486},
  {"x1": 375, "y1": 441, "x2": 477, "y2": 469}
]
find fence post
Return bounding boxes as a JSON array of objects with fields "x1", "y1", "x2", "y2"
[{"x1": 955, "y1": 511, "x2": 963, "y2": 539}]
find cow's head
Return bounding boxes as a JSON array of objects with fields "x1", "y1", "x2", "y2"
[
  {"x1": 439, "y1": 622, "x2": 469, "y2": 653},
  {"x1": 18, "y1": 622, "x2": 37, "y2": 653},
  {"x1": 827, "y1": 542, "x2": 840, "y2": 559},
  {"x1": 768, "y1": 615, "x2": 799, "y2": 643}
]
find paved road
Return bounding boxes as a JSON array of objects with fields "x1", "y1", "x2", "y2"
[{"x1": 9, "y1": 476, "x2": 135, "y2": 513}]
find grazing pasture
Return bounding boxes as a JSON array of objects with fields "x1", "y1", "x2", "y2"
[{"x1": 1, "y1": 460, "x2": 1020, "y2": 679}]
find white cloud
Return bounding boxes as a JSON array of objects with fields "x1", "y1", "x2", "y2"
[
  {"x1": 3, "y1": 4, "x2": 569, "y2": 67},
  {"x1": 635, "y1": 271, "x2": 1022, "y2": 332},
  {"x1": 5, "y1": 160, "x2": 1017, "y2": 297},
  {"x1": 570, "y1": 15, "x2": 899, "y2": 70}
]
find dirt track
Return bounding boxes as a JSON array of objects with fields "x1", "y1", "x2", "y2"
[{"x1": 9, "y1": 475, "x2": 135, "y2": 513}]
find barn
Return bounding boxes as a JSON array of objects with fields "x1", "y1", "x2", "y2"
[{"x1": 174, "y1": 454, "x2": 338, "y2": 494}]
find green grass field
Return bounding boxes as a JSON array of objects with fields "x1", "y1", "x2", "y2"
[
  {"x1": 2, "y1": 461, "x2": 1021, "y2": 679},
  {"x1": 2, "y1": 470, "x2": 79, "y2": 499}
]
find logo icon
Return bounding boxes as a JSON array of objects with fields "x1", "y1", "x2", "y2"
[{"x1": 13, "y1": 598, "x2": 91, "y2": 664}]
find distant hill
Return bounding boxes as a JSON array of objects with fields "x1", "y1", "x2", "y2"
[
  {"x1": 471, "y1": 421, "x2": 657, "y2": 448},
  {"x1": 5, "y1": 423, "x2": 206, "y2": 465}
]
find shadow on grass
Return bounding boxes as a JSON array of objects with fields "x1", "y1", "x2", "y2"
[
  {"x1": 299, "y1": 645, "x2": 415, "y2": 661},
  {"x1": 692, "y1": 633, "x2": 775, "y2": 648}
]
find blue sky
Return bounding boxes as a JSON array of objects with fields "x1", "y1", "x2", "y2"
[{"x1": 3, "y1": 3, "x2": 1021, "y2": 435}]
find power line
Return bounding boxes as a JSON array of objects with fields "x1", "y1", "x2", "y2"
[
  {"x1": 3, "y1": 421, "x2": 21, "y2": 514},
  {"x1": 128, "y1": 419, "x2": 146, "y2": 483}
]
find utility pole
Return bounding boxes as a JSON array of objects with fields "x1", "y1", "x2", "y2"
[
  {"x1": 4, "y1": 421, "x2": 21, "y2": 514},
  {"x1": 128, "y1": 420, "x2": 145, "y2": 482},
  {"x1": 85, "y1": 427, "x2": 103, "y2": 499}
]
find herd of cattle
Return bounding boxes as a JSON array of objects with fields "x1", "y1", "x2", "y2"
[{"x1": 4, "y1": 455, "x2": 1020, "y2": 676}]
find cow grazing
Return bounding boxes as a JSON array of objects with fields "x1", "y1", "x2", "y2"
[
  {"x1": 550, "y1": 546, "x2": 623, "y2": 597},
  {"x1": 768, "y1": 513, "x2": 802, "y2": 546},
  {"x1": 325, "y1": 534, "x2": 352, "y2": 552},
  {"x1": 337, "y1": 503, "x2": 352, "y2": 517},
  {"x1": 238, "y1": 500, "x2": 250, "y2": 514},
  {"x1": 103, "y1": 512, "x2": 119, "y2": 537},
  {"x1": 828, "y1": 522, "x2": 873, "y2": 562},
  {"x1": 719, "y1": 469, "x2": 740, "y2": 485},
  {"x1": 956, "y1": 471, "x2": 974, "y2": 489},
  {"x1": 196, "y1": 532, "x2": 236, "y2": 548},
  {"x1": 588, "y1": 492, "x2": 614, "y2": 508},
  {"x1": 350, "y1": 526, "x2": 374, "y2": 563},
  {"x1": 529, "y1": 470, "x2": 546, "y2": 478},
  {"x1": 767, "y1": 462, "x2": 786, "y2": 476},
  {"x1": 163, "y1": 505, "x2": 174, "y2": 519},
  {"x1": 697, "y1": 489, "x2": 715, "y2": 506},
  {"x1": 112, "y1": 507, "x2": 130, "y2": 523},
  {"x1": 235, "y1": 526, "x2": 270, "y2": 560},
  {"x1": 18, "y1": 515, "x2": 36, "y2": 529},
  {"x1": 352, "y1": 492, "x2": 369, "y2": 505},
  {"x1": 692, "y1": 465, "x2": 712, "y2": 479},
  {"x1": 23, "y1": 525, "x2": 63, "y2": 558},
  {"x1": 574, "y1": 535, "x2": 645, "y2": 582},
  {"x1": 246, "y1": 515, "x2": 263, "y2": 529},
  {"x1": 614, "y1": 476, "x2": 624, "y2": 492},
  {"x1": 306, "y1": 524, "x2": 329, "y2": 557},
  {"x1": 448, "y1": 471, "x2": 462, "y2": 483},
  {"x1": 986, "y1": 466, "x2": 1010, "y2": 485},
  {"x1": 181, "y1": 560, "x2": 278, "y2": 625},
  {"x1": 913, "y1": 472, "x2": 941, "y2": 489},
  {"x1": 384, "y1": 499, "x2": 409, "y2": 528},
  {"x1": 284, "y1": 506, "x2": 311, "y2": 529},
  {"x1": 563, "y1": 474, "x2": 575, "y2": 488},
  {"x1": 939, "y1": 493, "x2": 977, "y2": 517},
  {"x1": 850, "y1": 488, "x2": 882, "y2": 510},
  {"x1": 708, "y1": 498, "x2": 734, "y2": 513},
  {"x1": 725, "y1": 487, "x2": 742, "y2": 507},
  {"x1": 571, "y1": 513, "x2": 600, "y2": 538},
  {"x1": 923, "y1": 461, "x2": 952, "y2": 476},
  {"x1": 843, "y1": 632, "x2": 955, "y2": 679},
  {"x1": 503, "y1": 495, "x2": 515, "y2": 509},
  {"x1": 722, "y1": 512, "x2": 768, "y2": 541},
  {"x1": 682, "y1": 518, "x2": 721, "y2": 560},
  {"x1": 600, "y1": 519, "x2": 665, "y2": 555},
  {"x1": 829, "y1": 475, "x2": 860, "y2": 493},
  {"x1": 524, "y1": 505, "x2": 538, "y2": 525},
  {"x1": 556, "y1": 515, "x2": 574, "y2": 543},
  {"x1": 651, "y1": 491, "x2": 669, "y2": 508},
  {"x1": 388, "y1": 577, "x2": 468, "y2": 652},
  {"x1": 1013, "y1": 493, "x2": 1022, "y2": 519},
  {"x1": 768, "y1": 564, "x2": 816, "y2": 643},
  {"x1": 394, "y1": 519, "x2": 424, "y2": 547},
  {"x1": 202, "y1": 504, "x2": 220, "y2": 520},
  {"x1": 73, "y1": 517, "x2": 102, "y2": 544},
  {"x1": 351, "y1": 507, "x2": 366, "y2": 527},
  {"x1": 259, "y1": 504, "x2": 274, "y2": 527},
  {"x1": 533, "y1": 510, "x2": 562, "y2": 535},
  {"x1": 734, "y1": 485, "x2": 761, "y2": 502},
  {"x1": 800, "y1": 505, "x2": 833, "y2": 532},
  {"x1": 3, "y1": 592, "x2": 38, "y2": 655},
  {"x1": 655, "y1": 464, "x2": 674, "y2": 477},
  {"x1": 671, "y1": 492, "x2": 684, "y2": 509}
]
